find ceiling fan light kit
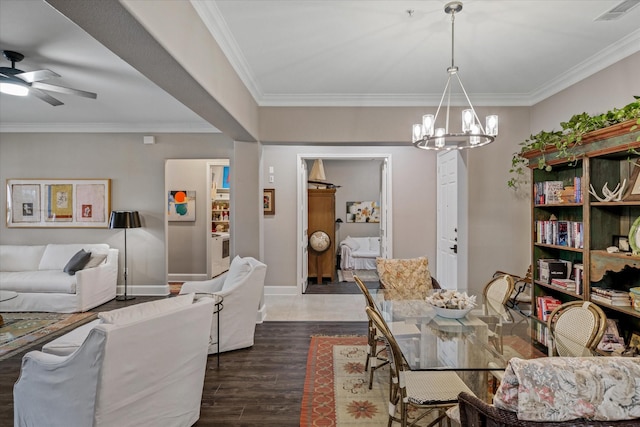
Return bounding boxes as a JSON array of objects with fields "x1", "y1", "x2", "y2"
[
  {"x1": 0, "y1": 50, "x2": 97, "y2": 106},
  {"x1": 412, "y1": 1, "x2": 498, "y2": 151}
]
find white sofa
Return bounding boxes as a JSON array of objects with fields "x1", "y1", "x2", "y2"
[
  {"x1": 14, "y1": 294, "x2": 215, "y2": 427},
  {"x1": 180, "y1": 255, "x2": 267, "y2": 354},
  {"x1": 0, "y1": 244, "x2": 118, "y2": 313},
  {"x1": 340, "y1": 236, "x2": 380, "y2": 270}
]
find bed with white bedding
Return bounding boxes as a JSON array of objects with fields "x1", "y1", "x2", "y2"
[{"x1": 339, "y1": 236, "x2": 380, "y2": 270}]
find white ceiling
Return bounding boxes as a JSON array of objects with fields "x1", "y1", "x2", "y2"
[{"x1": 1, "y1": 0, "x2": 639, "y2": 133}]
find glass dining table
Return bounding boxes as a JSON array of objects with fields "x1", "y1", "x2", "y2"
[{"x1": 372, "y1": 289, "x2": 548, "y2": 398}]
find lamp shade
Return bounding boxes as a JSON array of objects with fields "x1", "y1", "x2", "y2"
[{"x1": 109, "y1": 211, "x2": 142, "y2": 229}]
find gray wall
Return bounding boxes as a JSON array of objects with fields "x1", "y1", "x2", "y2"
[{"x1": 0, "y1": 132, "x2": 234, "y2": 294}]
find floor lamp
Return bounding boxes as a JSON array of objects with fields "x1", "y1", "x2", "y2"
[{"x1": 109, "y1": 211, "x2": 142, "y2": 301}]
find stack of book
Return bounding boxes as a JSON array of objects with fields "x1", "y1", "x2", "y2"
[
  {"x1": 534, "y1": 181, "x2": 563, "y2": 205},
  {"x1": 590, "y1": 287, "x2": 631, "y2": 306},
  {"x1": 536, "y1": 295, "x2": 562, "y2": 321},
  {"x1": 534, "y1": 220, "x2": 583, "y2": 248},
  {"x1": 551, "y1": 278, "x2": 576, "y2": 292}
]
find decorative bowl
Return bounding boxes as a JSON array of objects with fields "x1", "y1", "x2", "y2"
[{"x1": 432, "y1": 306, "x2": 473, "y2": 319}]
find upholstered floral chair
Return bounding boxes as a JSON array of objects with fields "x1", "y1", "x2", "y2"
[{"x1": 375, "y1": 256, "x2": 439, "y2": 300}]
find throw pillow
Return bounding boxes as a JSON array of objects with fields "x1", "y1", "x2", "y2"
[
  {"x1": 83, "y1": 253, "x2": 108, "y2": 269},
  {"x1": 63, "y1": 249, "x2": 92, "y2": 275},
  {"x1": 341, "y1": 236, "x2": 360, "y2": 251},
  {"x1": 224, "y1": 255, "x2": 251, "y2": 289}
]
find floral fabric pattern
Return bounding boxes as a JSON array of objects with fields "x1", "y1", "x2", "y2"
[
  {"x1": 493, "y1": 357, "x2": 640, "y2": 422},
  {"x1": 375, "y1": 257, "x2": 433, "y2": 299}
]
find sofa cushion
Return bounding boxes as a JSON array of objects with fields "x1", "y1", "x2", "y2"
[
  {"x1": 0, "y1": 270, "x2": 77, "y2": 293},
  {"x1": 224, "y1": 256, "x2": 251, "y2": 290},
  {"x1": 369, "y1": 237, "x2": 380, "y2": 252},
  {"x1": 42, "y1": 319, "x2": 102, "y2": 356},
  {"x1": 83, "y1": 253, "x2": 108, "y2": 269},
  {"x1": 98, "y1": 293, "x2": 195, "y2": 325},
  {"x1": 63, "y1": 249, "x2": 91, "y2": 275},
  {"x1": 38, "y1": 244, "x2": 110, "y2": 270},
  {"x1": 0, "y1": 245, "x2": 46, "y2": 272}
]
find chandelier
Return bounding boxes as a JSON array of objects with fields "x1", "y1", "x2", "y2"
[{"x1": 412, "y1": 1, "x2": 498, "y2": 150}]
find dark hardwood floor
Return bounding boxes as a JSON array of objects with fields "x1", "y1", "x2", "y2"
[
  {"x1": 304, "y1": 268, "x2": 381, "y2": 294},
  {"x1": 0, "y1": 296, "x2": 367, "y2": 426}
]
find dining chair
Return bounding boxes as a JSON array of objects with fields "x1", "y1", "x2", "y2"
[
  {"x1": 375, "y1": 256, "x2": 440, "y2": 299},
  {"x1": 482, "y1": 274, "x2": 515, "y2": 354},
  {"x1": 547, "y1": 300, "x2": 607, "y2": 356},
  {"x1": 365, "y1": 306, "x2": 475, "y2": 427},
  {"x1": 354, "y1": 275, "x2": 389, "y2": 389},
  {"x1": 494, "y1": 266, "x2": 532, "y2": 313}
]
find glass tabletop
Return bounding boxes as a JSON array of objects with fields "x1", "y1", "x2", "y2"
[{"x1": 372, "y1": 289, "x2": 547, "y2": 372}]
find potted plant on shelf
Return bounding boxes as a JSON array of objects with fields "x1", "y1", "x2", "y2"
[{"x1": 508, "y1": 97, "x2": 640, "y2": 189}]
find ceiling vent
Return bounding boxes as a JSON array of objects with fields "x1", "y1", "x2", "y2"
[{"x1": 595, "y1": 0, "x2": 640, "y2": 20}]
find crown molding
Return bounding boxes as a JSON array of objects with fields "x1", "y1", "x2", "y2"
[{"x1": 0, "y1": 122, "x2": 220, "y2": 133}]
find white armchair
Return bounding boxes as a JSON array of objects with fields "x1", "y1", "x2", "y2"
[
  {"x1": 13, "y1": 294, "x2": 215, "y2": 427},
  {"x1": 180, "y1": 255, "x2": 267, "y2": 353}
]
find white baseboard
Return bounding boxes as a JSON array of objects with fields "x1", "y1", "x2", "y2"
[
  {"x1": 264, "y1": 286, "x2": 298, "y2": 296},
  {"x1": 117, "y1": 284, "x2": 170, "y2": 296},
  {"x1": 168, "y1": 273, "x2": 209, "y2": 282}
]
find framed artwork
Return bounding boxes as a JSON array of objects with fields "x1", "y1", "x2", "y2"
[
  {"x1": 264, "y1": 188, "x2": 275, "y2": 215},
  {"x1": 623, "y1": 163, "x2": 640, "y2": 201},
  {"x1": 221, "y1": 166, "x2": 230, "y2": 190},
  {"x1": 167, "y1": 190, "x2": 196, "y2": 221},
  {"x1": 346, "y1": 201, "x2": 380, "y2": 223},
  {"x1": 7, "y1": 179, "x2": 111, "y2": 228}
]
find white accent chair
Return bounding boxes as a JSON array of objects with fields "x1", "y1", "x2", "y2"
[
  {"x1": 13, "y1": 294, "x2": 215, "y2": 427},
  {"x1": 180, "y1": 255, "x2": 267, "y2": 354}
]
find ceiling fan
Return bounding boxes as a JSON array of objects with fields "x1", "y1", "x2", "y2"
[{"x1": 0, "y1": 50, "x2": 97, "y2": 106}]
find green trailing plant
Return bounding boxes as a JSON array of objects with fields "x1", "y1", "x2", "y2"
[{"x1": 508, "y1": 97, "x2": 640, "y2": 189}]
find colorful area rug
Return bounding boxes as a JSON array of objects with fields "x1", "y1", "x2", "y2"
[
  {"x1": 338, "y1": 269, "x2": 379, "y2": 283},
  {"x1": 0, "y1": 312, "x2": 96, "y2": 360},
  {"x1": 301, "y1": 335, "x2": 439, "y2": 426}
]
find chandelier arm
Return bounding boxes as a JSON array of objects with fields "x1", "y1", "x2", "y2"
[
  {"x1": 433, "y1": 75, "x2": 453, "y2": 131},
  {"x1": 454, "y1": 73, "x2": 488, "y2": 135},
  {"x1": 445, "y1": 76, "x2": 453, "y2": 134}
]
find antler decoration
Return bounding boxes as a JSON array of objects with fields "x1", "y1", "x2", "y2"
[{"x1": 589, "y1": 180, "x2": 627, "y2": 202}]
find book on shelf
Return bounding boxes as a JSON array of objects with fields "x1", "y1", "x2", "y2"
[
  {"x1": 551, "y1": 278, "x2": 576, "y2": 291},
  {"x1": 535, "y1": 180, "x2": 564, "y2": 205},
  {"x1": 590, "y1": 287, "x2": 631, "y2": 306},
  {"x1": 534, "y1": 220, "x2": 583, "y2": 248},
  {"x1": 538, "y1": 259, "x2": 571, "y2": 284},
  {"x1": 536, "y1": 295, "x2": 562, "y2": 321}
]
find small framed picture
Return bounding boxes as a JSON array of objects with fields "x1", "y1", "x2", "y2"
[
  {"x1": 263, "y1": 188, "x2": 275, "y2": 215},
  {"x1": 613, "y1": 235, "x2": 631, "y2": 252}
]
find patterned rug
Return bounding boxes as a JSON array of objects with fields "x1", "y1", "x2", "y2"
[
  {"x1": 0, "y1": 312, "x2": 96, "y2": 360},
  {"x1": 301, "y1": 335, "x2": 438, "y2": 426},
  {"x1": 338, "y1": 269, "x2": 379, "y2": 283}
]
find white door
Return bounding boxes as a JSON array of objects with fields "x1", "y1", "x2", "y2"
[
  {"x1": 298, "y1": 158, "x2": 309, "y2": 293},
  {"x1": 437, "y1": 151, "x2": 459, "y2": 290},
  {"x1": 379, "y1": 158, "x2": 392, "y2": 258}
]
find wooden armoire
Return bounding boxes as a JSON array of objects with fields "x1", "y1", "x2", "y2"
[{"x1": 308, "y1": 188, "x2": 336, "y2": 283}]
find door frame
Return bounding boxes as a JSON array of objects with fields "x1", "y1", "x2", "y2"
[{"x1": 296, "y1": 153, "x2": 393, "y2": 294}]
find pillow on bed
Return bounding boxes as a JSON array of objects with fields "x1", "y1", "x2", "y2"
[
  {"x1": 341, "y1": 236, "x2": 360, "y2": 250},
  {"x1": 369, "y1": 237, "x2": 380, "y2": 252}
]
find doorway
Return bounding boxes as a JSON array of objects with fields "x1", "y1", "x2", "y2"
[{"x1": 296, "y1": 154, "x2": 393, "y2": 294}]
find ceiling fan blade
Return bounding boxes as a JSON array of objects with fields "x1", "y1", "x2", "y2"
[
  {"x1": 31, "y1": 81, "x2": 97, "y2": 99},
  {"x1": 17, "y1": 69, "x2": 60, "y2": 83},
  {"x1": 30, "y1": 88, "x2": 63, "y2": 106}
]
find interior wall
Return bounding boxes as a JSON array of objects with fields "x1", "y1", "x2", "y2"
[
  {"x1": 308, "y1": 159, "x2": 383, "y2": 240},
  {"x1": 262, "y1": 145, "x2": 438, "y2": 290},
  {"x1": 0, "y1": 132, "x2": 234, "y2": 294},
  {"x1": 165, "y1": 159, "x2": 213, "y2": 276},
  {"x1": 531, "y1": 52, "x2": 640, "y2": 134}
]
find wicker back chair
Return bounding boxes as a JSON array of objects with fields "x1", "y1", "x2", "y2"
[
  {"x1": 365, "y1": 306, "x2": 475, "y2": 427},
  {"x1": 353, "y1": 275, "x2": 389, "y2": 389},
  {"x1": 547, "y1": 301, "x2": 607, "y2": 356},
  {"x1": 458, "y1": 392, "x2": 638, "y2": 426}
]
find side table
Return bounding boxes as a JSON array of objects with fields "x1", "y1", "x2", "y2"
[
  {"x1": 0, "y1": 290, "x2": 19, "y2": 326},
  {"x1": 195, "y1": 293, "x2": 224, "y2": 367}
]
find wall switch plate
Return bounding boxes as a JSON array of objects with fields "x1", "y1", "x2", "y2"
[
  {"x1": 269, "y1": 166, "x2": 274, "y2": 173},
  {"x1": 269, "y1": 175, "x2": 274, "y2": 183}
]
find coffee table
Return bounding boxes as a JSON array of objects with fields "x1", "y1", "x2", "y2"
[{"x1": 0, "y1": 291, "x2": 18, "y2": 326}]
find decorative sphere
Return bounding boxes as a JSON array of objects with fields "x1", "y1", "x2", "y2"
[{"x1": 309, "y1": 230, "x2": 331, "y2": 252}]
